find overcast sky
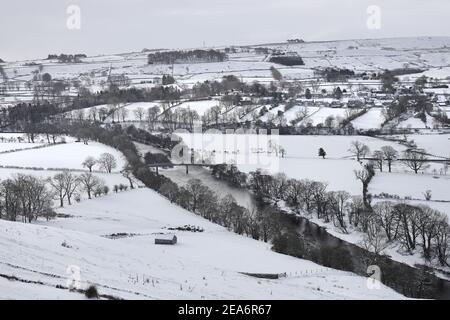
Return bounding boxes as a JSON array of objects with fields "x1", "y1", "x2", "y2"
[{"x1": 1, "y1": 0, "x2": 449, "y2": 61}]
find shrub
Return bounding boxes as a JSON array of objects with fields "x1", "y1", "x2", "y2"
[{"x1": 85, "y1": 285, "x2": 99, "y2": 299}]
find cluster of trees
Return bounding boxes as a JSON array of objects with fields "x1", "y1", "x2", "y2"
[
  {"x1": 268, "y1": 55, "x2": 304, "y2": 66},
  {"x1": 242, "y1": 167, "x2": 450, "y2": 267},
  {"x1": 143, "y1": 152, "x2": 171, "y2": 165},
  {"x1": 348, "y1": 141, "x2": 430, "y2": 174},
  {"x1": 368, "y1": 202, "x2": 450, "y2": 266},
  {"x1": 49, "y1": 170, "x2": 109, "y2": 205},
  {"x1": 190, "y1": 74, "x2": 292, "y2": 102},
  {"x1": 47, "y1": 54, "x2": 87, "y2": 63},
  {"x1": 319, "y1": 68, "x2": 355, "y2": 82},
  {"x1": 0, "y1": 174, "x2": 55, "y2": 223},
  {"x1": 158, "y1": 178, "x2": 284, "y2": 242},
  {"x1": 156, "y1": 105, "x2": 200, "y2": 131},
  {"x1": 383, "y1": 94, "x2": 433, "y2": 122},
  {"x1": 191, "y1": 75, "x2": 247, "y2": 98},
  {"x1": 380, "y1": 70, "x2": 399, "y2": 93},
  {"x1": 81, "y1": 153, "x2": 118, "y2": 173},
  {"x1": 126, "y1": 126, "x2": 176, "y2": 150},
  {"x1": 162, "y1": 74, "x2": 175, "y2": 85},
  {"x1": 7, "y1": 102, "x2": 60, "y2": 127},
  {"x1": 113, "y1": 184, "x2": 130, "y2": 193},
  {"x1": 147, "y1": 49, "x2": 227, "y2": 64},
  {"x1": 107, "y1": 74, "x2": 131, "y2": 88},
  {"x1": 211, "y1": 164, "x2": 248, "y2": 188}
]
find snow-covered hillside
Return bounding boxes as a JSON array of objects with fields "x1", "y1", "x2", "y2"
[{"x1": 0, "y1": 188, "x2": 404, "y2": 299}]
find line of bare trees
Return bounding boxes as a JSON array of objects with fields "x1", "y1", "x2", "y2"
[
  {"x1": 48, "y1": 170, "x2": 109, "y2": 206},
  {"x1": 244, "y1": 167, "x2": 450, "y2": 267},
  {"x1": 349, "y1": 140, "x2": 441, "y2": 174},
  {"x1": 158, "y1": 178, "x2": 284, "y2": 242}
]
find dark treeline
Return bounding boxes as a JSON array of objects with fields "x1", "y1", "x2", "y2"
[
  {"x1": 68, "y1": 86, "x2": 181, "y2": 112},
  {"x1": 191, "y1": 75, "x2": 270, "y2": 98},
  {"x1": 4, "y1": 86, "x2": 182, "y2": 128},
  {"x1": 147, "y1": 49, "x2": 227, "y2": 64},
  {"x1": 46, "y1": 54, "x2": 87, "y2": 63},
  {"x1": 268, "y1": 55, "x2": 305, "y2": 66},
  {"x1": 318, "y1": 67, "x2": 356, "y2": 82}
]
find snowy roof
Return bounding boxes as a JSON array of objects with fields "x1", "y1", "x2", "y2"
[{"x1": 156, "y1": 233, "x2": 177, "y2": 240}]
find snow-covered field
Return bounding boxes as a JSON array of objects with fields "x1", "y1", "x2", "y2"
[
  {"x1": 0, "y1": 189, "x2": 404, "y2": 300},
  {"x1": 298, "y1": 107, "x2": 352, "y2": 126},
  {"x1": 351, "y1": 108, "x2": 386, "y2": 130},
  {"x1": 2, "y1": 36, "x2": 450, "y2": 300},
  {"x1": 0, "y1": 135, "x2": 407, "y2": 299},
  {"x1": 176, "y1": 133, "x2": 409, "y2": 194},
  {"x1": 2, "y1": 36, "x2": 450, "y2": 107},
  {"x1": 0, "y1": 141, "x2": 126, "y2": 171}
]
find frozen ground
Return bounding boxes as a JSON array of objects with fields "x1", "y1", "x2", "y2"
[
  {"x1": 176, "y1": 133, "x2": 408, "y2": 195},
  {"x1": 0, "y1": 189, "x2": 405, "y2": 300},
  {"x1": 0, "y1": 140, "x2": 126, "y2": 172},
  {"x1": 351, "y1": 108, "x2": 386, "y2": 130},
  {"x1": 0, "y1": 136, "x2": 406, "y2": 299}
]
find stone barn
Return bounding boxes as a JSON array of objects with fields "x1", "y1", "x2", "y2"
[{"x1": 155, "y1": 234, "x2": 177, "y2": 245}]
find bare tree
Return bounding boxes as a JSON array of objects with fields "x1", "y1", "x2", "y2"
[
  {"x1": 89, "y1": 106, "x2": 98, "y2": 122},
  {"x1": 349, "y1": 141, "x2": 370, "y2": 161},
  {"x1": 361, "y1": 220, "x2": 389, "y2": 255},
  {"x1": 82, "y1": 156, "x2": 96, "y2": 172},
  {"x1": 395, "y1": 203, "x2": 420, "y2": 253},
  {"x1": 134, "y1": 107, "x2": 145, "y2": 121},
  {"x1": 371, "y1": 150, "x2": 384, "y2": 172},
  {"x1": 402, "y1": 149, "x2": 428, "y2": 174},
  {"x1": 119, "y1": 107, "x2": 129, "y2": 122},
  {"x1": 354, "y1": 164, "x2": 375, "y2": 208},
  {"x1": 62, "y1": 171, "x2": 80, "y2": 205},
  {"x1": 416, "y1": 205, "x2": 440, "y2": 260},
  {"x1": 267, "y1": 173, "x2": 288, "y2": 204},
  {"x1": 146, "y1": 106, "x2": 160, "y2": 130},
  {"x1": 121, "y1": 162, "x2": 135, "y2": 189},
  {"x1": 185, "y1": 179, "x2": 208, "y2": 213},
  {"x1": 74, "y1": 109, "x2": 85, "y2": 123},
  {"x1": 1, "y1": 174, "x2": 54, "y2": 223},
  {"x1": 381, "y1": 145, "x2": 398, "y2": 173},
  {"x1": 372, "y1": 201, "x2": 398, "y2": 241},
  {"x1": 79, "y1": 173, "x2": 103, "y2": 199},
  {"x1": 49, "y1": 173, "x2": 67, "y2": 207},
  {"x1": 97, "y1": 153, "x2": 117, "y2": 173},
  {"x1": 435, "y1": 219, "x2": 450, "y2": 267},
  {"x1": 328, "y1": 191, "x2": 351, "y2": 233},
  {"x1": 159, "y1": 182, "x2": 179, "y2": 203}
]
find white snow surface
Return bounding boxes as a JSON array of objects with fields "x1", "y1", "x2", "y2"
[{"x1": 0, "y1": 189, "x2": 405, "y2": 300}]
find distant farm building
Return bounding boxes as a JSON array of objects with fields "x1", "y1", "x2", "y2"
[{"x1": 155, "y1": 234, "x2": 177, "y2": 245}]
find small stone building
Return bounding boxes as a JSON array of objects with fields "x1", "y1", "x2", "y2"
[{"x1": 155, "y1": 234, "x2": 177, "y2": 245}]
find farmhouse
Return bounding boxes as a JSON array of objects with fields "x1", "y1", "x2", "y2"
[{"x1": 155, "y1": 234, "x2": 177, "y2": 245}]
